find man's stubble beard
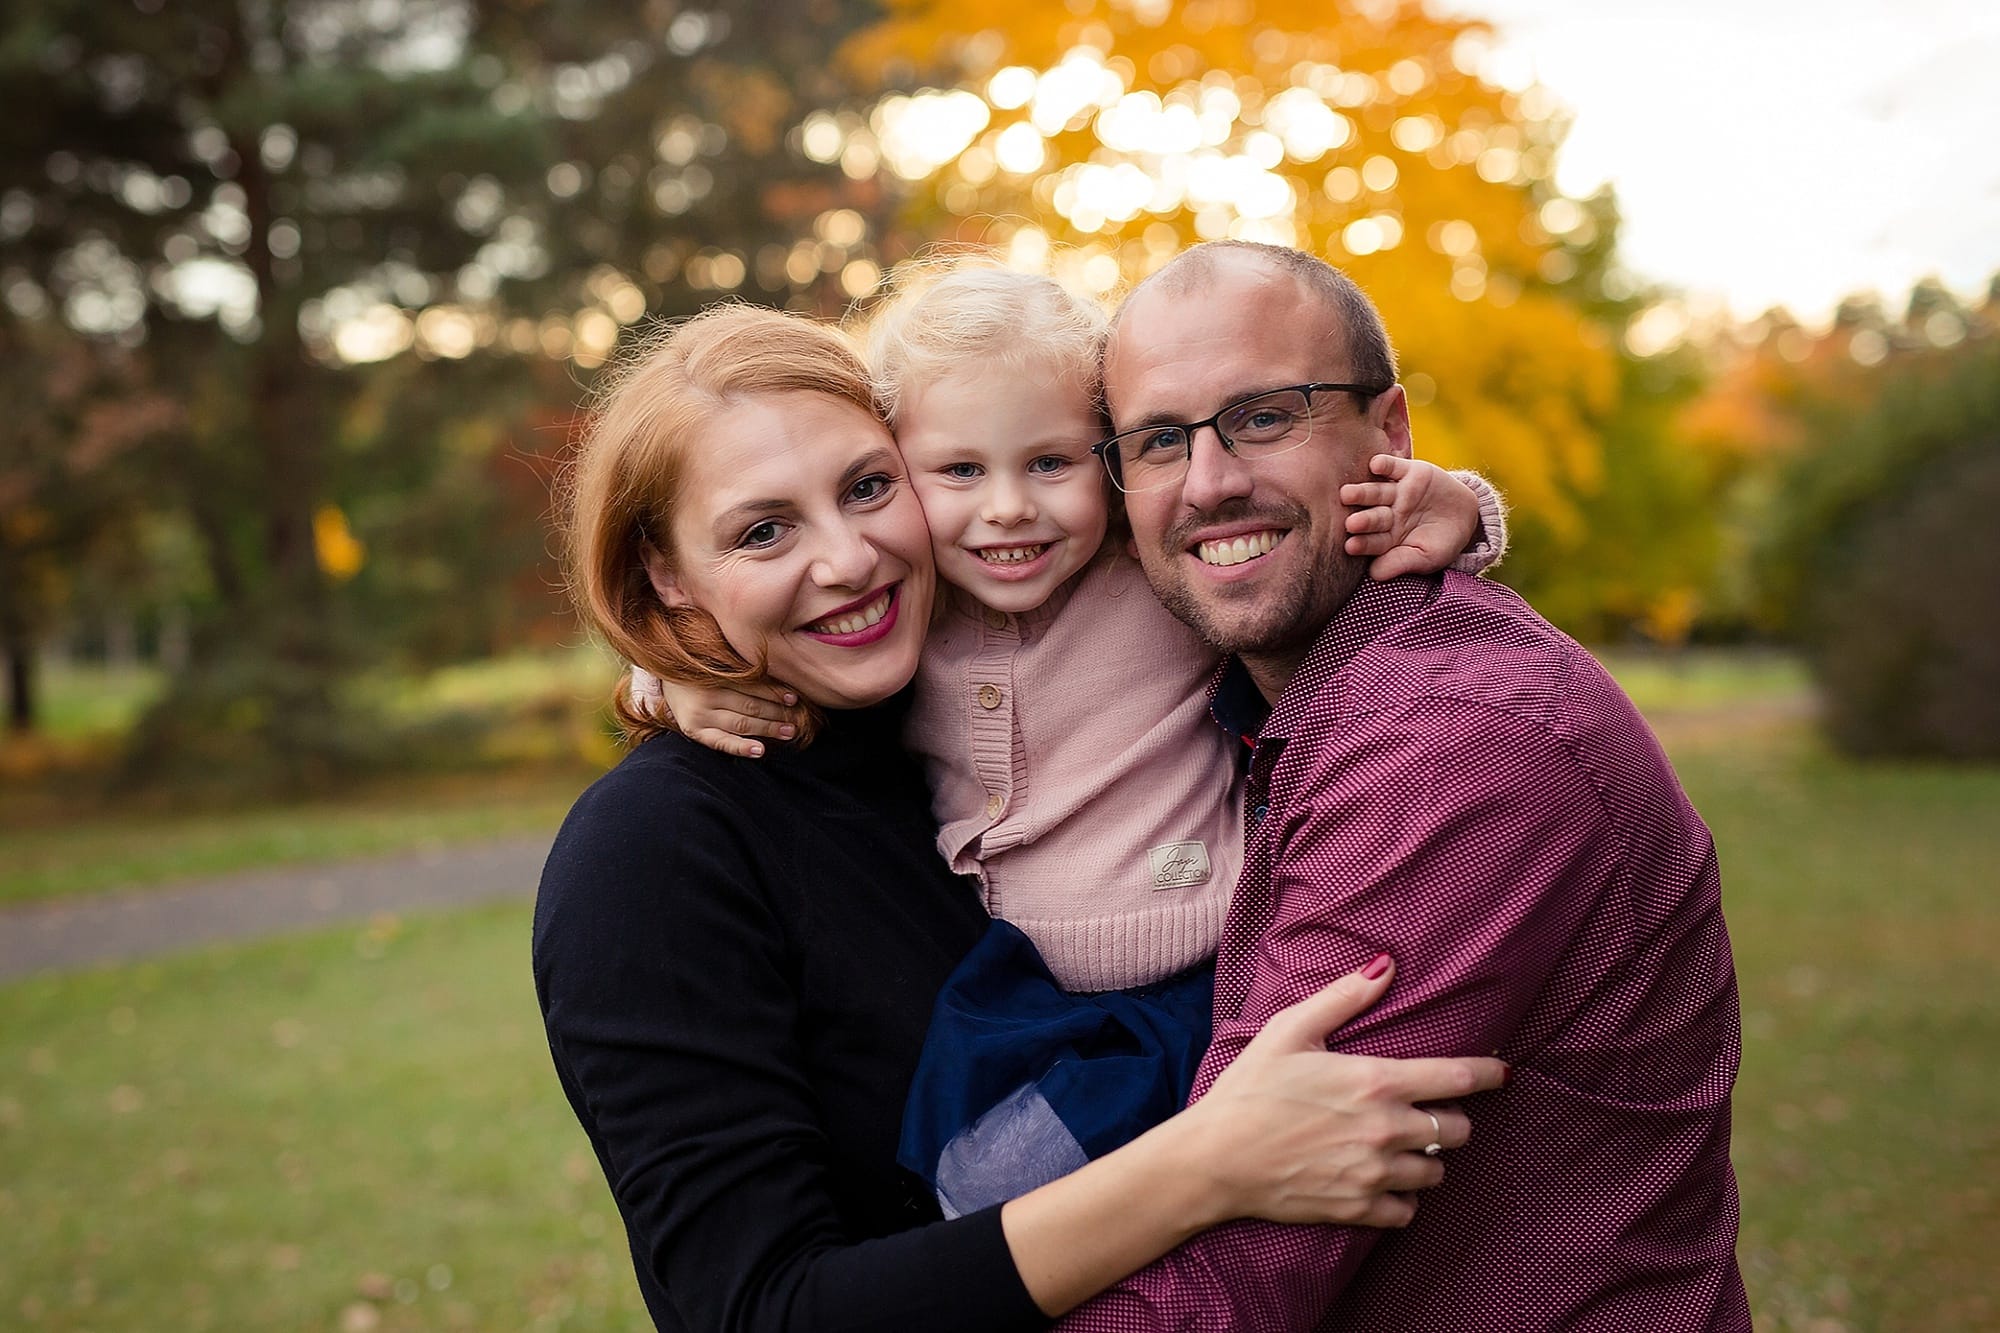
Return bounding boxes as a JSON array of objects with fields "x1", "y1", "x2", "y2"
[{"x1": 1145, "y1": 499, "x2": 1367, "y2": 664}]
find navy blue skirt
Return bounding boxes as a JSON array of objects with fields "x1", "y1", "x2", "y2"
[{"x1": 897, "y1": 919, "x2": 1215, "y2": 1217}]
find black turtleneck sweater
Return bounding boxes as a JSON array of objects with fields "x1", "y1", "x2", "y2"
[{"x1": 532, "y1": 699, "x2": 1046, "y2": 1333}]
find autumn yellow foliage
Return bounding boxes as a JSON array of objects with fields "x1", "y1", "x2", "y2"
[
  {"x1": 839, "y1": 0, "x2": 1623, "y2": 535},
  {"x1": 312, "y1": 505, "x2": 366, "y2": 582}
]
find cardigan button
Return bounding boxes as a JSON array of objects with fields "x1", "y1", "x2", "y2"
[
  {"x1": 984, "y1": 607, "x2": 1008, "y2": 629},
  {"x1": 976, "y1": 684, "x2": 1002, "y2": 710},
  {"x1": 984, "y1": 793, "x2": 1004, "y2": 819}
]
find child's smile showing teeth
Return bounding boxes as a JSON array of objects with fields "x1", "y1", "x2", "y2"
[
  {"x1": 975, "y1": 542, "x2": 1052, "y2": 565},
  {"x1": 1196, "y1": 530, "x2": 1286, "y2": 567}
]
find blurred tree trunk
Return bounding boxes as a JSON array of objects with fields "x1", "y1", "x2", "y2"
[
  {"x1": 233, "y1": 107, "x2": 327, "y2": 623},
  {"x1": 1, "y1": 604, "x2": 33, "y2": 734}
]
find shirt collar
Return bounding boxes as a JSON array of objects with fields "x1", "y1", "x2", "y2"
[
  {"x1": 1210, "y1": 573, "x2": 1445, "y2": 743},
  {"x1": 1208, "y1": 656, "x2": 1268, "y2": 745}
]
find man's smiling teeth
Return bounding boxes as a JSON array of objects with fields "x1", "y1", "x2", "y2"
[
  {"x1": 807, "y1": 588, "x2": 892, "y2": 636},
  {"x1": 1198, "y1": 531, "x2": 1285, "y2": 567},
  {"x1": 975, "y1": 543, "x2": 1050, "y2": 565}
]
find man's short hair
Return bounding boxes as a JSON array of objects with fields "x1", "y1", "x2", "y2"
[{"x1": 1113, "y1": 241, "x2": 1398, "y2": 389}]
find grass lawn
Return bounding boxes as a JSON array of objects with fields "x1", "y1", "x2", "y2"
[
  {"x1": 33, "y1": 664, "x2": 166, "y2": 740},
  {"x1": 0, "y1": 766, "x2": 595, "y2": 906},
  {"x1": 1, "y1": 651, "x2": 1994, "y2": 1330},
  {"x1": 1, "y1": 648, "x2": 620, "y2": 906},
  {"x1": 0, "y1": 904, "x2": 645, "y2": 1332},
  {"x1": 1673, "y1": 735, "x2": 1999, "y2": 1330}
]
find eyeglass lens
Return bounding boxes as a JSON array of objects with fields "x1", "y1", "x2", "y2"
[{"x1": 1111, "y1": 387, "x2": 1315, "y2": 490}]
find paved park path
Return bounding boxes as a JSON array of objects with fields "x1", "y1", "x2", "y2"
[{"x1": 0, "y1": 836, "x2": 553, "y2": 982}]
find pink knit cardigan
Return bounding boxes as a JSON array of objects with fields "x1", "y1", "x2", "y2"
[{"x1": 906, "y1": 474, "x2": 1507, "y2": 990}]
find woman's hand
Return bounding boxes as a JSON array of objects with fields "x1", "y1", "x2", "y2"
[
  {"x1": 1340, "y1": 456, "x2": 1486, "y2": 581},
  {"x1": 1181, "y1": 957, "x2": 1506, "y2": 1230},
  {"x1": 630, "y1": 666, "x2": 801, "y2": 758},
  {"x1": 1001, "y1": 957, "x2": 1505, "y2": 1316}
]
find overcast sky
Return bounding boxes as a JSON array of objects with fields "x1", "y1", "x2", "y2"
[{"x1": 1438, "y1": 0, "x2": 2000, "y2": 324}]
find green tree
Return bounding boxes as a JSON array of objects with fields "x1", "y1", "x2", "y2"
[
  {"x1": 2, "y1": 0, "x2": 557, "y2": 780},
  {"x1": 0, "y1": 0, "x2": 886, "y2": 780},
  {"x1": 1750, "y1": 285, "x2": 2000, "y2": 757}
]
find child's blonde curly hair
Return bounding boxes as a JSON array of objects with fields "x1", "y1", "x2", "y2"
[{"x1": 861, "y1": 254, "x2": 1113, "y2": 428}]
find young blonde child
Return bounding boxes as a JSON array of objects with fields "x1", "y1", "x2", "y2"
[{"x1": 637, "y1": 259, "x2": 1507, "y2": 1216}]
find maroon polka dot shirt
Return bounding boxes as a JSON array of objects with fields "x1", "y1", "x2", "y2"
[{"x1": 1060, "y1": 572, "x2": 1749, "y2": 1332}]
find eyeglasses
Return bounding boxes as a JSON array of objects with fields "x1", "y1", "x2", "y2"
[{"x1": 1092, "y1": 382, "x2": 1391, "y2": 493}]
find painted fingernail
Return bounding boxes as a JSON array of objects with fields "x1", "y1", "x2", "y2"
[
  {"x1": 749, "y1": 744, "x2": 764, "y2": 757},
  {"x1": 1362, "y1": 953, "x2": 1392, "y2": 980},
  {"x1": 1500, "y1": 1062, "x2": 1512, "y2": 1085},
  {"x1": 778, "y1": 724, "x2": 796, "y2": 738},
  {"x1": 782, "y1": 692, "x2": 798, "y2": 705}
]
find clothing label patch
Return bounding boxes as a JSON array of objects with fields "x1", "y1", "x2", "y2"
[{"x1": 1148, "y1": 840, "x2": 1212, "y2": 890}]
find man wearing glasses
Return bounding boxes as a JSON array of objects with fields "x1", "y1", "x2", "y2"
[{"x1": 1060, "y1": 242, "x2": 1749, "y2": 1332}]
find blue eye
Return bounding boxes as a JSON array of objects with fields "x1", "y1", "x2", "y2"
[
  {"x1": 1134, "y1": 427, "x2": 1189, "y2": 459},
  {"x1": 941, "y1": 462, "x2": 982, "y2": 481},
  {"x1": 740, "y1": 519, "x2": 788, "y2": 550},
  {"x1": 1028, "y1": 455, "x2": 1070, "y2": 476},
  {"x1": 848, "y1": 472, "x2": 895, "y2": 503},
  {"x1": 1227, "y1": 403, "x2": 1300, "y2": 441}
]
